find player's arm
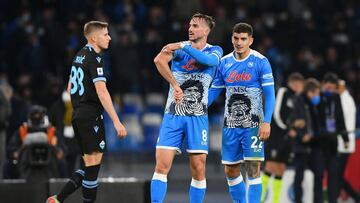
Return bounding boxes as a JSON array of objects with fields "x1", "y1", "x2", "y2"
[
  {"x1": 208, "y1": 87, "x2": 223, "y2": 107},
  {"x1": 208, "y1": 63, "x2": 225, "y2": 106},
  {"x1": 263, "y1": 85, "x2": 276, "y2": 124},
  {"x1": 154, "y1": 47, "x2": 183, "y2": 102},
  {"x1": 259, "y1": 59, "x2": 276, "y2": 140},
  {"x1": 182, "y1": 44, "x2": 222, "y2": 66},
  {"x1": 66, "y1": 81, "x2": 71, "y2": 93},
  {"x1": 95, "y1": 82, "x2": 127, "y2": 137},
  {"x1": 163, "y1": 42, "x2": 223, "y2": 67}
]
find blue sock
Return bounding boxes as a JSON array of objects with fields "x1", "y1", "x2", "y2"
[
  {"x1": 151, "y1": 172, "x2": 167, "y2": 203},
  {"x1": 248, "y1": 177, "x2": 262, "y2": 203},
  {"x1": 227, "y1": 175, "x2": 246, "y2": 203},
  {"x1": 189, "y1": 178, "x2": 206, "y2": 203}
]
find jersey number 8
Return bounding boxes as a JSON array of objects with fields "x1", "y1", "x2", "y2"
[{"x1": 70, "y1": 66, "x2": 84, "y2": 96}]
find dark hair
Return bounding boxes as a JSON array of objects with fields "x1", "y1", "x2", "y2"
[
  {"x1": 83, "y1": 21, "x2": 108, "y2": 38},
  {"x1": 191, "y1": 13, "x2": 216, "y2": 30},
  {"x1": 180, "y1": 79, "x2": 204, "y2": 101},
  {"x1": 232, "y1": 23, "x2": 253, "y2": 36},
  {"x1": 227, "y1": 93, "x2": 250, "y2": 114},
  {"x1": 288, "y1": 72, "x2": 304, "y2": 82},
  {"x1": 322, "y1": 72, "x2": 338, "y2": 84},
  {"x1": 304, "y1": 78, "x2": 320, "y2": 93}
]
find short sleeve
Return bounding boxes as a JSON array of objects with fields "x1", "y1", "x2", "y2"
[{"x1": 88, "y1": 54, "x2": 107, "y2": 83}]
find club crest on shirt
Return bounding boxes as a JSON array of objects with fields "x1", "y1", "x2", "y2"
[{"x1": 247, "y1": 61, "x2": 254, "y2": 68}]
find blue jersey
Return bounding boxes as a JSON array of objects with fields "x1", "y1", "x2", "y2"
[
  {"x1": 212, "y1": 50, "x2": 274, "y2": 128},
  {"x1": 164, "y1": 44, "x2": 223, "y2": 116}
]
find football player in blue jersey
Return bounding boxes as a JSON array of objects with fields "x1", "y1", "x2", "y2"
[
  {"x1": 208, "y1": 23, "x2": 276, "y2": 203},
  {"x1": 150, "y1": 13, "x2": 223, "y2": 203}
]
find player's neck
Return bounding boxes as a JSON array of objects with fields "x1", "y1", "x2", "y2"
[
  {"x1": 191, "y1": 38, "x2": 207, "y2": 50},
  {"x1": 87, "y1": 42, "x2": 102, "y2": 53},
  {"x1": 235, "y1": 49, "x2": 250, "y2": 60}
]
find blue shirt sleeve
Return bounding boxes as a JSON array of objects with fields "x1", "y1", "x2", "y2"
[
  {"x1": 173, "y1": 49, "x2": 185, "y2": 61},
  {"x1": 259, "y1": 58, "x2": 274, "y2": 87},
  {"x1": 182, "y1": 45, "x2": 223, "y2": 66},
  {"x1": 259, "y1": 58, "x2": 275, "y2": 123},
  {"x1": 263, "y1": 85, "x2": 275, "y2": 123},
  {"x1": 208, "y1": 60, "x2": 225, "y2": 106}
]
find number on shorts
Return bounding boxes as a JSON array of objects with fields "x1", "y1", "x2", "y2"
[
  {"x1": 251, "y1": 136, "x2": 263, "y2": 149},
  {"x1": 70, "y1": 66, "x2": 84, "y2": 96},
  {"x1": 202, "y1": 130, "x2": 207, "y2": 142}
]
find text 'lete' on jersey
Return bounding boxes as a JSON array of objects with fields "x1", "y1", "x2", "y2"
[
  {"x1": 164, "y1": 44, "x2": 223, "y2": 116},
  {"x1": 70, "y1": 44, "x2": 107, "y2": 119},
  {"x1": 212, "y1": 49, "x2": 274, "y2": 128}
]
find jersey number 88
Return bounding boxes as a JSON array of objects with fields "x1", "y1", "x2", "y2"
[{"x1": 70, "y1": 66, "x2": 84, "y2": 96}]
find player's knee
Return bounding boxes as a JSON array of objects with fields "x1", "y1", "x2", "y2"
[
  {"x1": 155, "y1": 161, "x2": 171, "y2": 174},
  {"x1": 224, "y1": 165, "x2": 240, "y2": 178},
  {"x1": 190, "y1": 161, "x2": 205, "y2": 173},
  {"x1": 83, "y1": 152, "x2": 102, "y2": 166},
  {"x1": 245, "y1": 161, "x2": 261, "y2": 178}
]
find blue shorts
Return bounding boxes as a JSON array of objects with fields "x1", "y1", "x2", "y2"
[
  {"x1": 156, "y1": 114, "x2": 209, "y2": 154},
  {"x1": 222, "y1": 127, "x2": 264, "y2": 164}
]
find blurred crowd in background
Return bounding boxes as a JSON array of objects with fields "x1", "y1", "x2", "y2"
[{"x1": 0, "y1": 0, "x2": 360, "y2": 201}]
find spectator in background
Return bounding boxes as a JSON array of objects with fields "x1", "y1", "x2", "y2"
[
  {"x1": 291, "y1": 78, "x2": 322, "y2": 203},
  {"x1": 262, "y1": 72, "x2": 304, "y2": 203},
  {"x1": 318, "y1": 72, "x2": 348, "y2": 203},
  {"x1": 337, "y1": 79, "x2": 358, "y2": 202},
  {"x1": 49, "y1": 90, "x2": 80, "y2": 177},
  {"x1": 0, "y1": 73, "x2": 13, "y2": 178},
  {"x1": 110, "y1": 30, "x2": 140, "y2": 93}
]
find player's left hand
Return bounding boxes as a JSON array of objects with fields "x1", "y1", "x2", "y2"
[
  {"x1": 259, "y1": 122, "x2": 271, "y2": 140},
  {"x1": 114, "y1": 121, "x2": 127, "y2": 138}
]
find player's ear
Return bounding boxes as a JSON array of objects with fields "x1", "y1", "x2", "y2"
[
  {"x1": 249, "y1": 36, "x2": 254, "y2": 46},
  {"x1": 204, "y1": 27, "x2": 210, "y2": 35}
]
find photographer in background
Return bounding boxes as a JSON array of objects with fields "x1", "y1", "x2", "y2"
[{"x1": 4, "y1": 105, "x2": 67, "y2": 179}]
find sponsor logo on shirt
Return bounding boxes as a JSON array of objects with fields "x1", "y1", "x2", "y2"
[
  {"x1": 96, "y1": 56, "x2": 101, "y2": 63},
  {"x1": 226, "y1": 70, "x2": 251, "y2": 83}
]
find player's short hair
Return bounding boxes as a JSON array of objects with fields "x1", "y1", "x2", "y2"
[
  {"x1": 232, "y1": 23, "x2": 253, "y2": 36},
  {"x1": 304, "y1": 78, "x2": 320, "y2": 93},
  {"x1": 83, "y1": 21, "x2": 108, "y2": 38},
  {"x1": 322, "y1": 72, "x2": 338, "y2": 84},
  {"x1": 191, "y1": 13, "x2": 215, "y2": 30},
  {"x1": 288, "y1": 72, "x2": 304, "y2": 82}
]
